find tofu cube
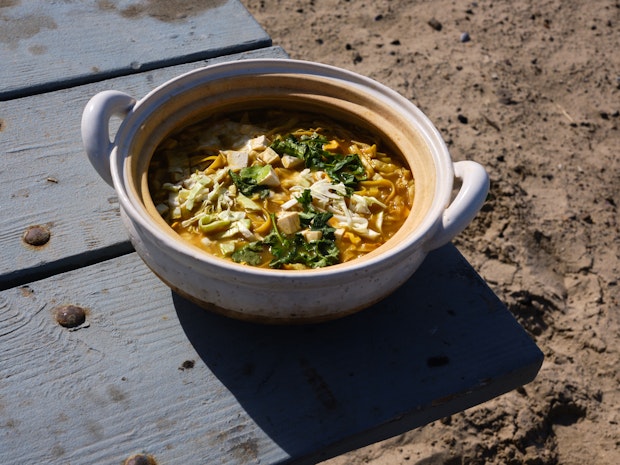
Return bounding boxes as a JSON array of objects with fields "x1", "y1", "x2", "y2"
[
  {"x1": 257, "y1": 165, "x2": 280, "y2": 187},
  {"x1": 301, "y1": 230, "x2": 323, "y2": 242},
  {"x1": 248, "y1": 135, "x2": 268, "y2": 150},
  {"x1": 224, "y1": 150, "x2": 249, "y2": 171},
  {"x1": 281, "y1": 155, "x2": 304, "y2": 169},
  {"x1": 276, "y1": 211, "x2": 301, "y2": 235},
  {"x1": 257, "y1": 146, "x2": 281, "y2": 165}
]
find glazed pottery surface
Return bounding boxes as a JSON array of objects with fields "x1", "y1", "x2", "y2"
[{"x1": 81, "y1": 59, "x2": 489, "y2": 323}]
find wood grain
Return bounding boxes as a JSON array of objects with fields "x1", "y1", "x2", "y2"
[
  {"x1": 0, "y1": 245, "x2": 543, "y2": 464},
  {"x1": 0, "y1": 46, "x2": 289, "y2": 290},
  {"x1": 0, "y1": 0, "x2": 271, "y2": 100},
  {"x1": 0, "y1": 8, "x2": 544, "y2": 463}
]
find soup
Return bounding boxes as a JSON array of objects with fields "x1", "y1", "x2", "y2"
[{"x1": 148, "y1": 109, "x2": 415, "y2": 269}]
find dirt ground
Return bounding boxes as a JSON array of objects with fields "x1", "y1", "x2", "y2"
[{"x1": 239, "y1": 0, "x2": 620, "y2": 463}]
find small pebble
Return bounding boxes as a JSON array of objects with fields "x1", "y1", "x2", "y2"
[
  {"x1": 458, "y1": 114, "x2": 469, "y2": 124},
  {"x1": 460, "y1": 32, "x2": 471, "y2": 43},
  {"x1": 428, "y1": 18, "x2": 443, "y2": 31}
]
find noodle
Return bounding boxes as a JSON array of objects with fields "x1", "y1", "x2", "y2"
[{"x1": 148, "y1": 109, "x2": 415, "y2": 269}]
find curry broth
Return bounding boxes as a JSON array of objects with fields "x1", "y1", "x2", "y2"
[{"x1": 147, "y1": 109, "x2": 415, "y2": 269}]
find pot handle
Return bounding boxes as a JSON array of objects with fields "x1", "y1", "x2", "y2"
[
  {"x1": 81, "y1": 90, "x2": 137, "y2": 187},
  {"x1": 425, "y1": 160, "x2": 490, "y2": 252}
]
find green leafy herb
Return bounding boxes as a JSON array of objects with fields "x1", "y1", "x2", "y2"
[
  {"x1": 231, "y1": 241, "x2": 264, "y2": 266},
  {"x1": 231, "y1": 212, "x2": 340, "y2": 269},
  {"x1": 229, "y1": 167, "x2": 271, "y2": 198},
  {"x1": 297, "y1": 188, "x2": 313, "y2": 208},
  {"x1": 297, "y1": 188, "x2": 336, "y2": 236},
  {"x1": 264, "y1": 225, "x2": 340, "y2": 269},
  {"x1": 270, "y1": 133, "x2": 366, "y2": 191}
]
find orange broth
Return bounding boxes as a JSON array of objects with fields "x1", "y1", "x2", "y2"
[{"x1": 148, "y1": 109, "x2": 414, "y2": 269}]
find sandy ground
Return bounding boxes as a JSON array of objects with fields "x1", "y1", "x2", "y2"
[{"x1": 239, "y1": 0, "x2": 620, "y2": 463}]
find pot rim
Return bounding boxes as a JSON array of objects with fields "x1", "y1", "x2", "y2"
[{"x1": 110, "y1": 58, "x2": 454, "y2": 279}]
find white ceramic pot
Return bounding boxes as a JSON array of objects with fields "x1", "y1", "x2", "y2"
[{"x1": 81, "y1": 59, "x2": 489, "y2": 323}]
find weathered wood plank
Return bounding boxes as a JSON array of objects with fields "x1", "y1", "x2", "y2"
[
  {"x1": 0, "y1": 0, "x2": 271, "y2": 100},
  {"x1": 0, "y1": 245, "x2": 543, "y2": 465},
  {"x1": 0, "y1": 46, "x2": 289, "y2": 290}
]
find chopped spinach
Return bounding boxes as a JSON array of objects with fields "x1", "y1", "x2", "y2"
[
  {"x1": 264, "y1": 223, "x2": 340, "y2": 269},
  {"x1": 231, "y1": 241, "x2": 264, "y2": 266},
  {"x1": 231, "y1": 212, "x2": 340, "y2": 269},
  {"x1": 297, "y1": 188, "x2": 336, "y2": 236},
  {"x1": 270, "y1": 133, "x2": 366, "y2": 191},
  {"x1": 270, "y1": 233, "x2": 340, "y2": 269},
  {"x1": 229, "y1": 167, "x2": 271, "y2": 198}
]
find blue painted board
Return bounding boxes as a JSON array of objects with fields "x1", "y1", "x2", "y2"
[
  {"x1": 0, "y1": 245, "x2": 543, "y2": 465},
  {"x1": 0, "y1": 0, "x2": 271, "y2": 99},
  {"x1": 0, "y1": 46, "x2": 289, "y2": 289}
]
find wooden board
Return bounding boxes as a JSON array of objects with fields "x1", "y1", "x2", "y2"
[
  {"x1": 0, "y1": 46, "x2": 289, "y2": 290},
  {"x1": 0, "y1": 0, "x2": 271, "y2": 100},
  {"x1": 0, "y1": 244, "x2": 543, "y2": 465},
  {"x1": 0, "y1": 3, "x2": 545, "y2": 464}
]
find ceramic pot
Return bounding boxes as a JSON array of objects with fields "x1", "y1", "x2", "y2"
[{"x1": 81, "y1": 59, "x2": 489, "y2": 323}]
